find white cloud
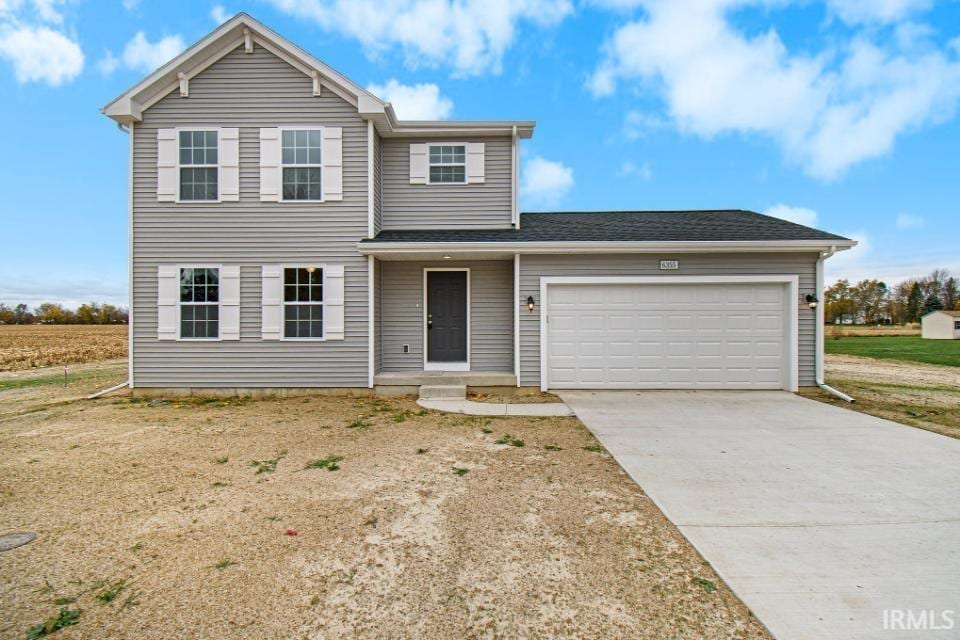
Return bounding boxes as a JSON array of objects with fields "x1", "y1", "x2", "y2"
[
  {"x1": 367, "y1": 79, "x2": 453, "y2": 120},
  {"x1": 0, "y1": 271, "x2": 128, "y2": 309},
  {"x1": 623, "y1": 110, "x2": 667, "y2": 139},
  {"x1": 120, "y1": 31, "x2": 185, "y2": 73},
  {"x1": 895, "y1": 213, "x2": 925, "y2": 229},
  {"x1": 0, "y1": 24, "x2": 82, "y2": 85},
  {"x1": 121, "y1": 0, "x2": 140, "y2": 10},
  {"x1": 264, "y1": 0, "x2": 573, "y2": 76},
  {"x1": 522, "y1": 155, "x2": 574, "y2": 206},
  {"x1": 826, "y1": 0, "x2": 933, "y2": 25},
  {"x1": 211, "y1": 4, "x2": 229, "y2": 24},
  {"x1": 618, "y1": 159, "x2": 653, "y2": 180},
  {"x1": 763, "y1": 203, "x2": 818, "y2": 227},
  {"x1": 98, "y1": 31, "x2": 185, "y2": 77},
  {"x1": 589, "y1": 1, "x2": 960, "y2": 180},
  {"x1": 824, "y1": 230, "x2": 871, "y2": 280}
]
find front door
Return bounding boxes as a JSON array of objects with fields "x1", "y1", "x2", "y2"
[{"x1": 426, "y1": 270, "x2": 468, "y2": 364}]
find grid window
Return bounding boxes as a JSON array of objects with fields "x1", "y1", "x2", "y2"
[
  {"x1": 955, "y1": 320, "x2": 960, "y2": 330},
  {"x1": 179, "y1": 130, "x2": 218, "y2": 201},
  {"x1": 180, "y1": 268, "x2": 219, "y2": 339},
  {"x1": 428, "y1": 144, "x2": 466, "y2": 184},
  {"x1": 281, "y1": 129, "x2": 322, "y2": 201},
  {"x1": 283, "y1": 267, "x2": 323, "y2": 338}
]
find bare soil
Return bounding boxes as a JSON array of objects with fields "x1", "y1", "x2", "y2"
[
  {"x1": 0, "y1": 325, "x2": 127, "y2": 371},
  {"x1": 0, "y1": 364, "x2": 768, "y2": 640},
  {"x1": 468, "y1": 390, "x2": 564, "y2": 404},
  {"x1": 799, "y1": 354, "x2": 960, "y2": 439}
]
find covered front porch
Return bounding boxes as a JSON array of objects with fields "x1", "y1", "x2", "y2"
[{"x1": 370, "y1": 253, "x2": 519, "y2": 390}]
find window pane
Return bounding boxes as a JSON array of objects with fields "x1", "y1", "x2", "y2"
[
  {"x1": 206, "y1": 147, "x2": 217, "y2": 165},
  {"x1": 179, "y1": 131, "x2": 190, "y2": 147},
  {"x1": 282, "y1": 181, "x2": 296, "y2": 200},
  {"x1": 308, "y1": 130, "x2": 321, "y2": 147},
  {"x1": 282, "y1": 147, "x2": 294, "y2": 164},
  {"x1": 205, "y1": 131, "x2": 217, "y2": 148},
  {"x1": 180, "y1": 147, "x2": 191, "y2": 164},
  {"x1": 205, "y1": 268, "x2": 218, "y2": 285},
  {"x1": 182, "y1": 306, "x2": 195, "y2": 321},
  {"x1": 310, "y1": 284, "x2": 322, "y2": 302},
  {"x1": 206, "y1": 285, "x2": 218, "y2": 303},
  {"x1": 181, "y1": 318, "x2": 195, "y2": 338},
  {"x1": 307, "y1": 147, "x2": 321, "y2": 164},
  {"x1": 282, "y1": 130, "x2": 294, "y2": 148}
]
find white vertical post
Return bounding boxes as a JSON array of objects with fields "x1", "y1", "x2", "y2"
[
  {"x1": 368, "y1": 255, "x2": 375, "y2": 388},
  {"x1": 514, "y1": 253, "x2": 520, "y2": 386}
]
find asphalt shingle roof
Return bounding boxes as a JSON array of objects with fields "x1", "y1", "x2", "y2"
[{"x1": 362, "y1": 210, "x2": 850, "y2": 244}]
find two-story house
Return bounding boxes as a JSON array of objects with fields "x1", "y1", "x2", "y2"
[{"x1": 102, "y1": 13, "x2": 854, "y2": 395}]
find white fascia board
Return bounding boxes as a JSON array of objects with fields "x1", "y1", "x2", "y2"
[{"x1": 358, "y1": 239, "x2": 857, "y2": 255}]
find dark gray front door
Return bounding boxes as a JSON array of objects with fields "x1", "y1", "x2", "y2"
[{"x1": 427, "y1": 270, "x2": 467, "y2": 363}]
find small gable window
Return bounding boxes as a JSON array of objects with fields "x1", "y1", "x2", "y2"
[
  {"x1": 179, "y1": 130, "x2": 218, "y2": 201},
  {"x1": 179, "y1": 267, "x2": 219, "y2": 339},
  {"x1": 281, "y1": 129, "x2": 322, "y2": 201},
  {"x1": 428, "y1": 144, "x2": 465, "y2": 184},
  {"x1": 283, "y1": 267, "x2": 324, "y2": 339}
]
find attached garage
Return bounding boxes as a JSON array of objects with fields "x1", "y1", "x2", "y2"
[{"x1": 541, "y1": 276, "x2": 798, "y2": 391}]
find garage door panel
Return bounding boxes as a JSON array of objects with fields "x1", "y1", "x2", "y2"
[{"x1": 547, "y1": 282, "x2": 789, "y2": 390}]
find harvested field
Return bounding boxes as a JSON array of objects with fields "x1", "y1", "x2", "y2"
[
  {"x1": 825, "y1": 324, "x2": 919, "y2": 337},
  {"x1": 0, "y1": 363, "x2": 769, "y2": 640},
  {"x1": 0, "y1": 325, "x2": 127, "y2": 371}
]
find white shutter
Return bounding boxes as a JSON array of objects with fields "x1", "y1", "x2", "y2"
[
  {"x1": 322, "y1": 126, "x2": 343, "y2": 201},
  {"x1": 259, "y1": 128, "x2": 280, "y2": 202},
  {"x1": 323, "y1": 265, "x2": 345, "y2": 340},
  {"x1": 261, "y1": 265, "x2": 282, "y2": 339},
  {"x1": 157, "y1": 129, "x2": 177, "y2": 202},
  {"x1": 157, "y1": 265, "x2": 178, "y2": 340},
  {"x1": 220, "y1": 265, "x2": 240, "y2": 340},
  {"x1": 220, "y1": 128, "x2": 240, "y2": 201},
  {"x1": 409, "y1": 143, "x2": 427, "y2": 184},
  {"x1": 466, "y1": 142, "x2": 485, "y2": 184}
]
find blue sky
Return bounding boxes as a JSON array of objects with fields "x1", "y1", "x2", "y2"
[{"x1": 1, "y1": 0, "x2": 959, "y2": 307}]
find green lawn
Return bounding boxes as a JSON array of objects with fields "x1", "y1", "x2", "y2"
[{"x1": 826, "y1": 336, "x2": 960, "y2": 367}]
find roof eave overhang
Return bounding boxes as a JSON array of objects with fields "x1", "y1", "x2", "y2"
[{"x1": 358, "y1": 240, "x2": 857, "y2": 256}]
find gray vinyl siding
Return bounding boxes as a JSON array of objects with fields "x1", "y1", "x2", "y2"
[
  {"x1": 380, "y1": 137, "x2": 513, "y2": 230},
  {"x1": 373, "y1": 130, "x2": 383, "y2": 234},
  {"x1": 518, "y1": 253, "x2": 819, "y2": 388},
  {"x1": 379, "y1": 261, "x2": 513, "y2": 372},
  {"x1": 132, "y1": 44, "x2": 369, "y2": 387}
]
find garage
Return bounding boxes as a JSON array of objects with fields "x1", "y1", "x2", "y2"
[{"x1": 542, "y1": 277, "x2": 798, "y2": 391}]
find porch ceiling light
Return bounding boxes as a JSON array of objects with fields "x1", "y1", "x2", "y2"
[
  {"x1": 527, "y1": 296, "x2": 535, "y2": 312},
  {"x1": 442, "y1": 255, "x2": 452, "y2": 260},
  {"x1": 805, "y1": 294, "x2": 819, "y2": 309}
]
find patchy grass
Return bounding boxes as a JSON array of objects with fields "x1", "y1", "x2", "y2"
[
  {"x1": 303, "y1": 455, "x2": 344, "y2": 471},
  {"x1": 0, "y1": 389, "x2": 769, "y2": 639},
  {"x1": 493, "y1": 433, "x2": 525, "y2": 447},
  {"x1": 825, "y1": 335, "x2": 960, "y2": 367},
  {"x1": 95, "y1": 580, "x2": 126, "y2": 604},
  {"x1": 25, "y1": 608, "x2": 80, "y2": 639},
  {"x1": 248, "y1": 451, "x2": 286, "y2": 474}
]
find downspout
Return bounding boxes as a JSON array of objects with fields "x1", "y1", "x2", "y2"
[{"x1": 816, "y1": 246, "x2": 854, "y2": 402}]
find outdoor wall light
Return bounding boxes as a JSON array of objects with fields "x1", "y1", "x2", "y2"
[
  {"x1": 805, "y1": 294, "x2": 819, "y2": 309},
  {"x1": 527, "y1": 296, "x2": 536, "y2": 312},
  {"x1": 442, "y1": 255, "x2": 452, "y2": 260}
]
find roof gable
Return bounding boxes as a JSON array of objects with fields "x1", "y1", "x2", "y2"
[{"x1": 102, "y1": 12, "x2": 382, "y2": 125}]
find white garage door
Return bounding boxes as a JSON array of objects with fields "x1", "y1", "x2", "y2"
[{"x1": 546, "y1": 282, "x2": 790, "y2": 390}]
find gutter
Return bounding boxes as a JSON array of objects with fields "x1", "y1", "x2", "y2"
[
  {"x1": 358, "y1": 239, "x2": 858, "y2": 255},
  {"x1": 815, "y1": 246, "x2": 854, "y2": 402}
]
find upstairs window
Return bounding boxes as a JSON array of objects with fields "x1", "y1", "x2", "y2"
[
  {"x1": 955, "y1": 320, "x2": 960, "y2": 330},
  {"x1": 428, "y1": 144, "x2": 465, "y2": 184},
  {"x1": 281, "y1": 129, "x2": 322, "y2": 201},
  {"x1": 180, "y1": 268, "x2": 219, "y2": 339},
  {"x1": 284, "y1": 267, "x2": 323, "y2": 338},
  {"x1": 179, "y1": 130, "x2": 218, "y2": 201}
]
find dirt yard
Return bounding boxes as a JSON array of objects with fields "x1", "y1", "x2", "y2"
[
  {"x1": 0, "y1": 325, "x2": 127, "y2": 371},
  {"x1": 800, "y1": 354, "x2": 960, "y2": 439},
  {"x1": 0, "y1": 364, "x2": 768, "y2": 640}
]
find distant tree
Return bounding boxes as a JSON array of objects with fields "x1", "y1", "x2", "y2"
[
  {"x1": 33, "y1": 303, "x2": 77, "y2": 324},
  {"x1": 851, "y1": 279, "x2": 888, "y2": 324},
  {"x1": 943, "y1": 277, "x2": 959, "y2": 311},
  {"x1": 825, "y1": 279, "x2": 855, "y2": 323},
  {"x1": 0, "y1": 303, "x2": 13, "y2": 324},
  {"x1": 906, "y1": 282, "x2": 924, "y2": 323},
  {"x1": 922, "y1": 293, "x2": 944, "y2": 316},
  {"x1": 12, "y1": 303, "x2": 34, "y2": 324}
]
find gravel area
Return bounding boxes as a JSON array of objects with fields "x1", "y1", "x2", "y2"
[{"x1": 0, "y1": 377, "x2": 768, "y2": 639}]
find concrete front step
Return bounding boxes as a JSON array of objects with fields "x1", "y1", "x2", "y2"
[{"x1": 418, "y1": 385, "x2": 466, "y2": 400}]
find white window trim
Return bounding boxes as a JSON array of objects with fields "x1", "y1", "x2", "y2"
[
  {"x1": 537, "y1": 275, "x2": 800, "y2": 393},
  {"x1": 176, "y1": 264, "x2": 223, "y2": 341},
  {"x1": 280, "y1": 264, "x2": 327, "y2": 341},
  {"x1": 175, "y1": 127, "x2": 222, "y2": 204},
  {"x1": 278, "y1": 126, "x2": 325, "y2": 203},
  {"x1": 427, "y1": 142, "x2": 467, "y2": 185},
  {"x1": 423, "y1": 267, "x2": 471, "y2": 372}
]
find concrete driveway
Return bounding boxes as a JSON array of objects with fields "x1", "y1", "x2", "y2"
[{"x1": 559, "y1": 391, "x2": 960, "y2": 640}]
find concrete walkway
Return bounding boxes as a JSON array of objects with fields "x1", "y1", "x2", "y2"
[
  {"x1": 416, "y1": 398, "x2": 574, "y2": 417},
  {"x1": 559, "y1": 390, "x2": 960, "y2": 640}
]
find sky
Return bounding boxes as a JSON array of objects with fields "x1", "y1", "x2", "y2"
[{"x1": 1, "y1": 0, "x2": 959, "y2": 308}]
